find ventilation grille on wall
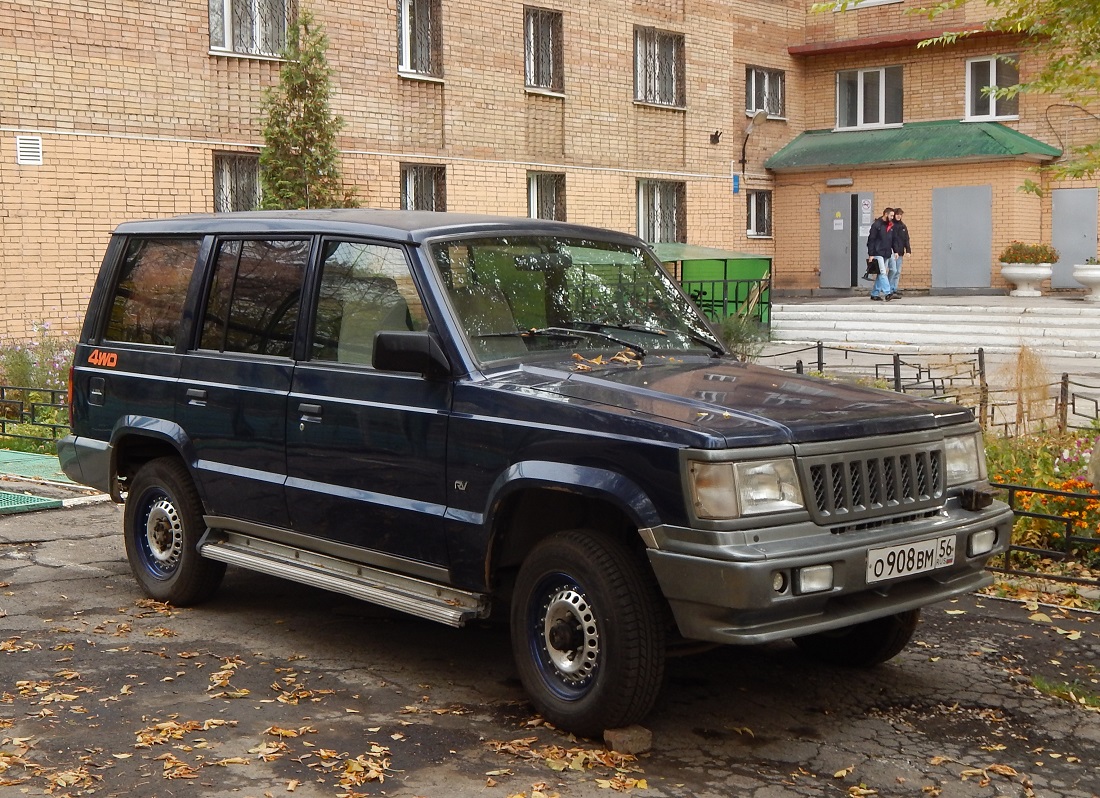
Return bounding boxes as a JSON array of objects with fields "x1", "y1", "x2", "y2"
[{"x1": 16, "y1": 136, "x2": 43, "y2": 165}]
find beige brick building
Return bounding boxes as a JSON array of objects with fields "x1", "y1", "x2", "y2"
[{"x1": 1, "y1": 0, "x2": 1096, "y2": 338}]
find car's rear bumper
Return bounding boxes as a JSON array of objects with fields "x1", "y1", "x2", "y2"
[{"x1": 57, "y1": 435, "x2": 113, "y2": 494}]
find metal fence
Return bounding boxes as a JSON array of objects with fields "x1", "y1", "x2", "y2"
[
  {"x1": 759, "y1": 341, "x2": 1100, "y2": 435},
  {"x1": 989, "y1": 481, "x2": 1100, "y2": 593},
  {"x1": 0, "y1": 385, "x2": 69, "y2": 446},
  {"x1": 679, "y1": 277, "x2": 771, "y2": 327}
]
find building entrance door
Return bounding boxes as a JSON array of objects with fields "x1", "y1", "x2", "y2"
[
  {"x1": 819, "y1": 192, "x2": 873, "y2": 288},
  {"x1": 931, "y1": 185, "x2": 992, "y2": 289},
  {"x1": 1051, "y1": 187, "x2": 1098, "y2": 288}
]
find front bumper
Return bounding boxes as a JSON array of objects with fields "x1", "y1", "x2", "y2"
[{"x1": 645, "y1": 501, "x2": 1014, "y2": 645}]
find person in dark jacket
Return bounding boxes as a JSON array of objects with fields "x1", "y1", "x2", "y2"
[
  {"x1": 867, "y1": 207, "x2": 895, "y2": 300},
  {"x1": 889, "y1": 207, "x2": 912, "y2": 297}
]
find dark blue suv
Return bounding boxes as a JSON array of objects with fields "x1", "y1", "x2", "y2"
[{"x1": 60, "y1": 210, "x2": 1013, "y2": 736}]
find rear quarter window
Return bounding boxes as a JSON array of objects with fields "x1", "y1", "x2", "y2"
[
  {"x1": 199, "y1": 238, "x2": 310, "y2": 358},
  {"x1": 104, "y1": 237, "x2": 201, "y2": 345}
]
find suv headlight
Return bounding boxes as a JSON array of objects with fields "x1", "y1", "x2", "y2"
[
  {"x1": 944, "y1": 431, "x2": 986, "y2": 486},
  {"x1": 689, "y1": 458, "x2": 805, "y2": 520}
]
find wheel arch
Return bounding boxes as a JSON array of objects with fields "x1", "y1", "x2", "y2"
[
  {"x1": 485, "y1": 461, "x2": 662, "y2": 584},
  {"x1": 109, "y1": 417, "x2": 195, "y2": 502}
]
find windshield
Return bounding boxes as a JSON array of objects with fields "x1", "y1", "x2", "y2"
[{"x1": 428, "y1": 235, "x2": 723, "y2": 364}]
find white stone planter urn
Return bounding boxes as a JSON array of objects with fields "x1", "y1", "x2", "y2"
[
  {"x1": 1072, "y1": 262, "x2": 1100, "y2": 302},
  {"x1": 1000, "y1": 262, "x2": 1053, "y2": 297}
]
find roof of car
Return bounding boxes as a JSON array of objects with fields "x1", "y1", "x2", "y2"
[{"x1": 113, "y1": 209, "x2": 642, "y2": 246}]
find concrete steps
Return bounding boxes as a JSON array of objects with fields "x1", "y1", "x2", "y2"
[{"x1": 770, "y1": 299, "x2": 1100, "y2": 359}]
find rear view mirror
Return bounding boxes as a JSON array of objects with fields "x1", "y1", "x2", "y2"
[{"x1": 373, "y1": 331, "x2": 450, "y2": 377}]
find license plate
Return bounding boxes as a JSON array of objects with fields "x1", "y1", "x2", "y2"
[{"x1": 866, "y1": 535, "x2": 956, "y2": 584}]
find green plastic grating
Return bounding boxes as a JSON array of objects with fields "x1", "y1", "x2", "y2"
[
  {"x1": 0, "y1": 451, "x2": 72, "y2": 483},
  {"x1": 0, "y1": 490, "x2": 63, "y2": 514}
]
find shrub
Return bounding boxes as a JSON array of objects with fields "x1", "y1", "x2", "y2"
[
  {"x1": 986, "y1": 430, "x2": 1100, "y2": 566},
  {"x1": 0, "y1": 323, "x2": 74, "y2": 390},
  {"x1": 0, "y1": 324, "x2": 74, "y2": 453},
  {"x1": 718, "y1": 314, "x2": 768, "y2": 362},
  {"x1": 999, "y1": 241, "x2": 1060, "y2": 264}
]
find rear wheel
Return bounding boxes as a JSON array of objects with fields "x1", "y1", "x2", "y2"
[
  {"x1": 793, "y1": 609, "x2": 920, "y2": 667},
  {"x1": 124, "y1": 458, "x2": 225, "y2": 606},
  {"x1": 510, "y1": 529, "x2": 666, "y2": 737}
]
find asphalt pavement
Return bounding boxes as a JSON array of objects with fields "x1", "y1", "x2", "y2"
[{"x1": 2, "y1": 497, "x2": 1099, "y2": 798}]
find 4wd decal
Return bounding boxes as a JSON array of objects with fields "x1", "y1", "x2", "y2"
[{"x1": 87, "y1": 349, "x2": 118, "y2": 368}]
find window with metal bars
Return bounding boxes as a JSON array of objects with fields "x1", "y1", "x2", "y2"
[
  {"x1": 209, "y1": 0, "x2": 290, "y2": 57},
  {"x1": 747, "y1": 190, "x2": 772, "y2": 238},
  {"x1": 401, "y1": 164, "x2": 446, "y2": 211},
  {"x1": 633, "y1": 26, "x2": 684, "y2": 107},
  {"x1": 213, "y1": 153, "x2": 261, "y2": 212},
  {"x1": 745, "y1": 66, "x2": 785, "y2": 118},
  {"x1": 528, "y1": 172, "x2": 565, "y2": 220},
  {"x1": 399, "y1": 0, "x2": 442, "y2": 76},
  {"x1": 637, "y1": 179, "x2": 685, "y2": 243},
  {"x1": 524, "y1": 7, "x2": 563, "y2": 92}
]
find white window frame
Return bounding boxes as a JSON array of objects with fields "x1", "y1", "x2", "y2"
[
  {"x1": 401, "y1": 164, "x2": 446, "y2": 211},
  {"x1": 829, "y1": 0, "x2": 903, "y2": 9},
  {"x1": 634, "y1": 27, "x2": 685, "y2": 108},
  {"x1": 637, "y1": 179, "x2": 685, "y2": 243},
  {"x1": 965, "y1": 55, "x2": 1020, "y2": 121},
  {"x1": 209, "y1": 0, "x2": 288, "y2": 58},
  {"x1": 213, "y1": 153, "x2": 261, "y2": 212},
  {"x1": 747, "y1": 190, "x2": 772, "y2": 238},
  {"x1": 524, "y1": 7, "x2": 563, "y2": 93},
  {"x1": 528, "y1": 172, "x2": 565, "y2": 220},
  {"x1": 746, "y1": 66, "x2": 785, "y2": 119},
  {"x1": 835, "y1": 66, "x2": 903, "y2": 130},
  {"x1": 399, "y1": 0, "x2": 441, "y2": 77}
]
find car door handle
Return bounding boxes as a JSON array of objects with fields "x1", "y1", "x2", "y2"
[
  {"x1": 185, "y1": 388, "x2": 208, "y2": 406},
  {"x1": 298, "y1": 403, "x2": 322, "y2": 423}
]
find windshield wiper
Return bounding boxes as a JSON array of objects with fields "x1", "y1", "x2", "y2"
[
  {"x1": 687, "y1": 332, "x2": 725, "y2": 357},
  {"x1": 528, "y1": 327, "x2": 647, "y2": 359},
  {"x1": 577, "y1": 320, "x2": 724, "y2": 358}
]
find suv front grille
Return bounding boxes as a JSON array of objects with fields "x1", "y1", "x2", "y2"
[{"x1": 804, "y1": 445, "x2": 944, "y2": 524}]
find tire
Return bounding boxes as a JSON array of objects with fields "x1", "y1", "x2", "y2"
[
  {"x1": 510, "y1": 529, "x2": 667, "y2": 738},
  {"x1": 793, "y1": 609, "x2": 920, "y2": 667},
  {"x1": 124, "y1": 458, "x2": 225, "y2": 606}
]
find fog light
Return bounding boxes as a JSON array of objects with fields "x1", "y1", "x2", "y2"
[
  {"x1": 772, "y1": 571, "x2": 788, "y2": 593},
  {"x1": 969, "y1": 528, "x2": 997, "y2": 557},
  {"x1": 797, "y1": 564, "x2": 834, "y2": 594}
]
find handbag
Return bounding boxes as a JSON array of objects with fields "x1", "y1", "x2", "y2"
[{"x1": 862, "y1": 257, "x2": 880, "y2": 280}]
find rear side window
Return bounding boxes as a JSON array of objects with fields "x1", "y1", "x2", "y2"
[
  {"x1": 104, "y1": 237, "x2": 201, "y2": 345},
  {"x1": 199, "y1": 238, "x2": 310, "y2": 357}
]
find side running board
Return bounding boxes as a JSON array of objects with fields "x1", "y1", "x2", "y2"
[{"x1": 198, "y1": 530, "x2": 489, "y2": 627}]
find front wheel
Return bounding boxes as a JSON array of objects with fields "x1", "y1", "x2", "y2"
[
  {"x1": 123, "y1": 458, "x2": 225, "y2": 606},
  {"x1": 793, "y1": 609, "x2": 920, "y2": 667},
  {"x1": 510, "y1": 529, "x2": 667, "y2": 738}
]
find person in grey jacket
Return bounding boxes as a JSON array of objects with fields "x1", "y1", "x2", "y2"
[
  {"x1": 867, "y1": 208, "x2": 895, "y2": 300},
  {"x1": 889, "y1": 207, "x2": 912, "y2": 297}
]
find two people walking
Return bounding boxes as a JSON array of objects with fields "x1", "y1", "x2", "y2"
[{"x1": 867, "y1": 207, "x2": 911, "y2": 301}]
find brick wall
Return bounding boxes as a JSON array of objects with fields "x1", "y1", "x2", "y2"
[
  {"x1": 1, "y1": 0, "x2": 808, "y2": 339},
  {"x1": 4, "y1": 0, "x2": 1098, "y2": 339}
]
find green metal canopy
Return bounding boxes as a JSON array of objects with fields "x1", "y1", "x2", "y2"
[
  {"x1": 765, "y1": 120, "x2": 1062, "y2": 172},
  {"x1": 650, "y1": 243, "x2": 769, "y2": 262}
]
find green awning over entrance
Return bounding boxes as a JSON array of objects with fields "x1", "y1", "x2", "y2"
[
  {"x1": 650, "y1": 243, "x2": 769, "y2": 262},
  {"x1": 765, "y1": 120, "x2": 1061, "y2": 172}
]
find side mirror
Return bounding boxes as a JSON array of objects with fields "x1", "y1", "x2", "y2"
[{"x1": 372, "y1": 331, "x2": 451, "y2": 377}]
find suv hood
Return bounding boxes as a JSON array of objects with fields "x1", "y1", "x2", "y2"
[{"x1": 485, "y1": 357, "x2": 970, "y2": 447}]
